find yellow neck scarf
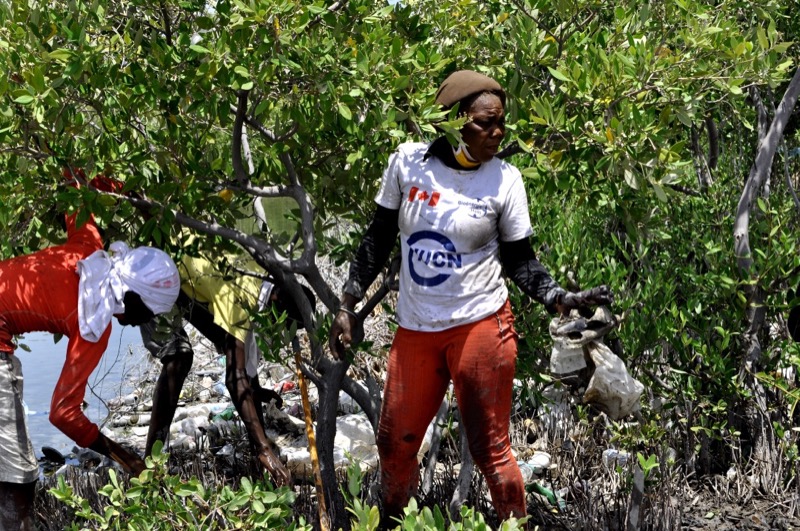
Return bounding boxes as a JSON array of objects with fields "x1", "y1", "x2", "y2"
[{"x1": 453, "y1": 144, "x2": 480, "y2": 169}]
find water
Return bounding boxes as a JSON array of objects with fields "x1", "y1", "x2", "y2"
[{"x1": 13, "y1": 325, "x2": 148, "y2": 457}]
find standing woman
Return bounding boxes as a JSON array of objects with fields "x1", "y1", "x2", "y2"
[{"x1": 329, "y1": 70, "x2": 612, "y2": 521}]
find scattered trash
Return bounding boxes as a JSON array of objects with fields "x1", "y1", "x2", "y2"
[
  {"x1": 212, "y1": 381, "x2": 229, "y2": 397},
  {"x1": 275, "y1": 380, "x2": 296, "y2": 394},
  {"x1": 107, "y1": 392, "x2": 139, "y2": 408},
  {"x1": 40, "y1": 446, "x2": 65, "y2": 465},
  {"x1": 211, "y1": 406, "x2": 237, "y2": 422},
  {"x1": 180, "y1": 416, "x2": 209, "y2": 439},
  {"x1": 583, "y1": 341, "x2": 644, "y2": 420},
  {"x1": 527, "y1": 481, "x2": 566, "y2": 510},
  {"x1": 518, "y1": 451, "x2": 552, "y2": 483},
  {"x1": 549, "y1": 307, "x2": 644, "y2": 420},
  {"x1": 602, "y1": 448, "x2": 630, "y2": 468},
  {"x1": 338, "y1": 389, "x2": 363, "y2": 414},
  {"x1": 549, "y1": 306, "x2": 617, "y2": 385}
]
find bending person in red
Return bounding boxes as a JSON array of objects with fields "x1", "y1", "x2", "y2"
[{"x1": 0, "y1": 174, "x2": 181, "y2": 531}]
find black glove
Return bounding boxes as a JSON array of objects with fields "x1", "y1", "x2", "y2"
[{"x1": 559, "y1": 286, "x2": 614, "y2": 314}]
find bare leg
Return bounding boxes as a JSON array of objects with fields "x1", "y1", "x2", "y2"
[
  {"x1": 145, "y1": 351, "x2": 193, "y2": 455},
  {"x1": 225, "y1": 336, "x2": 291, "y2": 486}
]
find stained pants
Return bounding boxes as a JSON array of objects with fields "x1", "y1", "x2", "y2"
[{"x1": 376, "y1": 300, "x2": 526, "y2": 520}]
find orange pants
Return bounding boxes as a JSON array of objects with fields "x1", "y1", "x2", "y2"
[{"x1": 376, "y1": 300, "x2": 526, "y2": 520}]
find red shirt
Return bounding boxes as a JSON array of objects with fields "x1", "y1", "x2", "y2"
[{"x1": 0, "y1": 213, "x2": 109, "y2": 447}]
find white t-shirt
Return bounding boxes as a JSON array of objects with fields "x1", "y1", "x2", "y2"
[{"x1": 375, "y1": 142, "x2": 533, "y2": 331}]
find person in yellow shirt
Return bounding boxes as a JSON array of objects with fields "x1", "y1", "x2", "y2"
[{"x1": 141, "y1": 253, "x2": 314, "y2": 487}]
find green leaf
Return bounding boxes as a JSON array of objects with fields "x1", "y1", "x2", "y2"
[
  {"x1": 756, "y1": 27, "x2": 768, "y2": 50},
  {"x1": 547, "y1": 67, "x2": 570, "y2": 82},
  {"x1": 48, "y1": 49, "x2": 73, "y2": 62},
  {"x1": 772, "y1": 42, "x2": 793, "y2": 54},
  {"x1": 189, "y1": 44, "x2": 211, "y2": 54},
  {"x1": 624, "y1": 169, "x2": 639, "y2": 190},
  {"x1": 650, "y1": 180, "x2": 667, "y2": 202},
  {"x1": 13, "y1": 95, "x2": 34, "y2": 105},
  {"x1": 338, "y1": 102, "x2": 352, "y2": 121}
]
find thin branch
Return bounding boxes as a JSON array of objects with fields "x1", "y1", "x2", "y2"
[
  {"x1": 232, "y1": 90, "x2": 251, "y2": 185},
  {"x1": 99, "y1": 189, "x2": 292, "y2": 273},
  {"x1": 305, "y1": 0, "x2": 348, "y2": 31},
  {"x1": 0, "y1": 146, "x2": 51, "y2": 160},
  {"x1": 159, "y1": 0, "x2": 172, "y2": 46},
  {"x1": 228, "y1": 104, "x2": 298, "y2": 143},
  {"x1": 666, "y1": 184, "x2": 701, "y2": 197}
]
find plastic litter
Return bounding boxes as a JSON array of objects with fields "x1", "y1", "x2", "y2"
[
  {"x1": 549, "y1": 307, "x2": 644, "y2": 419},
  {"x1": 41, "y1": 446, "x2": 66, "y2": 465},
  {"x1": 212, "y1": 381, "x2": 229, "y2": 397},
  {"x1": 211, "y1": 405, "x2": 237, "y2": 422},
  {"x1": 518, "y1": 451, "x2": 552, "y2": 483},
  {"x1": 549, "y1": 306, "x2": 617, "y2": 381},
  {"x1": 583, "y1": 342, "x2": 644, "y2": 420},
  {"x1": 602, "y1": 448, "x2": 630, "y2": 468},
  {"x1": 528, "y1": 482, "x2": 567, "y2": 510}
]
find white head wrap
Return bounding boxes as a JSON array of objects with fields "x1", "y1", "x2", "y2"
[{"x1": 76, "y1": 241, "x2": 181, "y2": 342}]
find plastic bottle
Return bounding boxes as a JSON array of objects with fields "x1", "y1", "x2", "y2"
[
  {"x1": 529, "y1": 482, "x2": 567, "y2": 511},
  {"x1": 518, "y1": 462, "x2": 538, "y2": 484},
  {"x1": 212, "y1": 405, "x2": 237, "y2": 422}
]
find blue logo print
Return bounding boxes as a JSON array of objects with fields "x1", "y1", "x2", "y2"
[{"x1": 407, "y1": 231, "x2": 462, "y2": 287}]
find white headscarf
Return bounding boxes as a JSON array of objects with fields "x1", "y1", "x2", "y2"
[{"x1": 77, "y1": 241, "x2": 180, "y2": 342}]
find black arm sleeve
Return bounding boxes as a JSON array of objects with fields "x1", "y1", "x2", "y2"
[
  {"x1": 499, "y1": 238, "x2": 565, "y2": 312},
  {"x1": 343, "y1": 205, "x2": 400, "y2": 300}
]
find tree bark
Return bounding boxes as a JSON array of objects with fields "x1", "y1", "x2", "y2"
[
  {"x1": 691, "y1": 123, "x2": 712, "y2": 191},
  {"x1": 733, "y1": 68, "x2": 800, "y2": 481}
]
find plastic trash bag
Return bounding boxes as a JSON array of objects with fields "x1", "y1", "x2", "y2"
[
  {"x1": 583, "y1": 341, "x2": 644, "y2": 420},
  {"x1": 548, "y1": 307, "x2": 644, "y2": 420},
  {"x1": 549, "y1": 306, "x2": 617, "y2": 386}
]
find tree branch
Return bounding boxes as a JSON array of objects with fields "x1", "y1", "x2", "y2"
[
  {"x1": 159, "y1": 0, "x2": 172, "y2": 46},
  {"x1": 735, "y1": 70, "x2": 800, "y2": 277},
  {"x1": 232, "y1": 90, "x2": 251, "y2": 185},
  {"x1": 734, "y1": 69, "x2": 800, "y2": 372}
]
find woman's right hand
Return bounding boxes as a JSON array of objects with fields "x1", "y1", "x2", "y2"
[{"x1": 329, "y1": 309, "x2": 357, "y2": 360}]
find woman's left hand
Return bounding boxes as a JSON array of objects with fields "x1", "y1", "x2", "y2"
[{"x1": 556, "y1": 285, "x2": 614, "y2": 314}]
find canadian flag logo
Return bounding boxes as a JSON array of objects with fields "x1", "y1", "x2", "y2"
[{"x1": 408, "y1": 187, "x2": 440, "y2": 207}]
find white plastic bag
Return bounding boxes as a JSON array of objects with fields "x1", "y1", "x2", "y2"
[
  {"x1": 549, "y1": 306, "x2": 617, "y2": 380},
  {"x1": 583, "y1": 341, "x2": 644, "y2": 420}
]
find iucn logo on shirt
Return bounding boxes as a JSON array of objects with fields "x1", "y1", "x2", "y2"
[{"x1": 407, "y1": 231, "x2": 462, "y2": 287}]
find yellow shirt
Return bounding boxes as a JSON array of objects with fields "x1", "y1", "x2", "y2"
[{"x1": 178, "y1": 255, "x2": 262, "y2": 343}]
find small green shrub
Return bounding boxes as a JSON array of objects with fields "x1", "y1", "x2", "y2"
[
  {"x1": 343, "y1": 459, "x2": 529, "y2": 531},
  {"x1": 49, "y1": 441, "x2": 309, "y2": 531}
]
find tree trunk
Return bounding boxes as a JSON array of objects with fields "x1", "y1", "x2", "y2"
[
  {"x1": 733, "y1": 68, "x2": 800, "y2": 479},
  {"x1": 315, "y1": 356, "x2": 350, "y2": 529}
]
